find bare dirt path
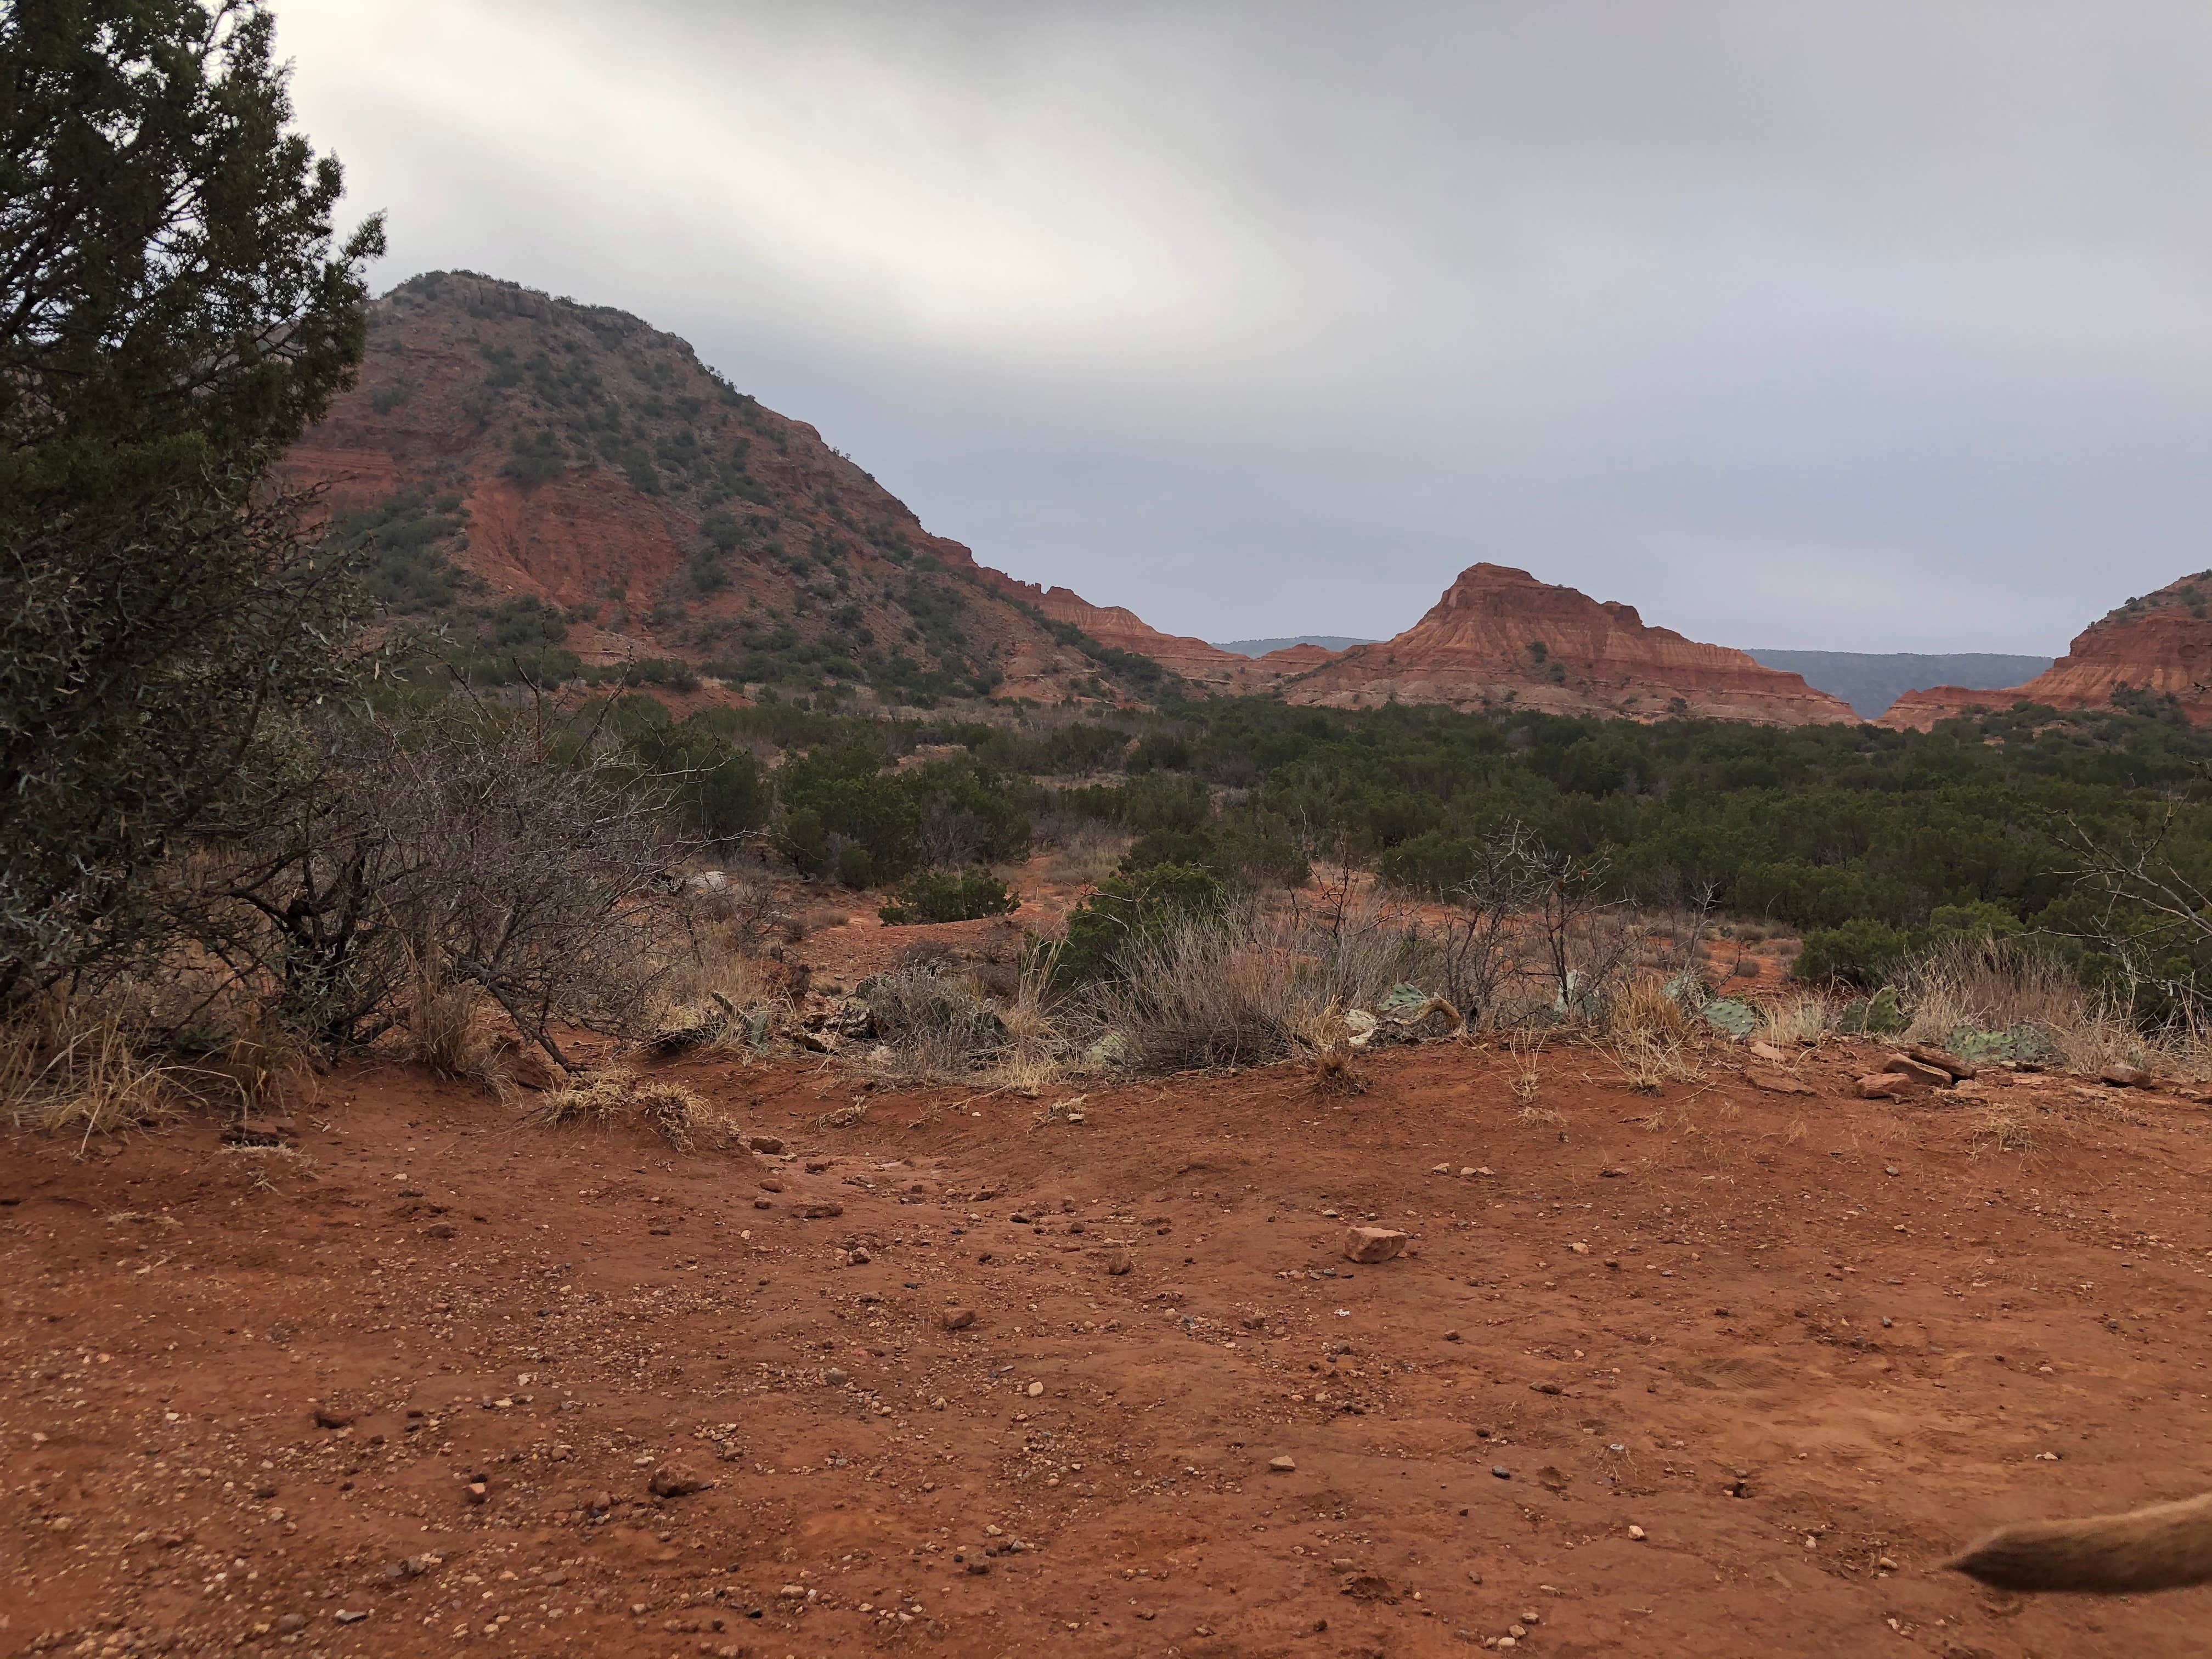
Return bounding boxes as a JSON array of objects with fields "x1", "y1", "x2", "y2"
[{"x1": 5, "y1": 1041, "x2": 2211, "y2": 1657}]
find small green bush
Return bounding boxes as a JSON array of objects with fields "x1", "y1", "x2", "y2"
[
  {"x1": 1056, "y1": 862, "x2": 1226, "y2": 986},
  {"x1": 1796, "y1": 918, "x2": 1912, "y2": 989},
  {"x1": 878, "y1": 869, "x2": 1020, "y2": 925}
]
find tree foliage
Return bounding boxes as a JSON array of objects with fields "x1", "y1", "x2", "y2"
[{"x1": 0, "y1": 0, "x2": 385, "y2": 996}]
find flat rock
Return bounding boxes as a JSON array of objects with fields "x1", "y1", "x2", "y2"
[
  {"x1": 2101, "y1": 1062, "x2": 2153, "y2": 1088},
  {"x1": 940, "y1": 1307, "x2": 976, "y2": 1331},
  {"x1": 1905, "y1": 1044, "x2": 1978, "y2": 1080},
  {"x1": 1857, "y1": 1072, "x2": 1916, "y2": 1100},
  {"x1": 1884, "y1": 1054, "x2": 1955, "y2": 1088},
  {"x1": 1746, "y1": 1068, "x2": 1813, "y2": 1096},
  {"x1": 1344, "y1": 1227, "x2": 1408, "y2": 1264}
]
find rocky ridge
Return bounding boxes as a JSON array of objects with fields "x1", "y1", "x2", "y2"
[
  {"x1": 287, "y1": 271, "x2": 1271, "y2": 704},
  {"x1": 1280, "y1": 563, "x2": 1859, "y2": 726},
  {"x1": 1880, "y1": 571, "x2": 2212, "y2": 729}
]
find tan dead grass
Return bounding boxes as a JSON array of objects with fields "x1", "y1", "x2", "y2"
[
  {"x1": 398, "y1": 945, "x2": 515, "y2": 1095},
  {"x1": 0, "y1": 996, "x2": 178, "y2": 1147},
  {"x1": 1893, "y1": 936, "x2": 2212, "y2": 1081},
  {"x1": 1757, "y1": 992, "x2": 1836, "y2": 1048},
  {"x1": 1290, "y1": 1002, "x2": 1366, "y2": 1096},
  {"x1": 523, "y1": 1066, "x2": 736, "y2": 1152},
  {"x1": 1603, "y1": 977, "x2": 1703, "y2": 1094}
]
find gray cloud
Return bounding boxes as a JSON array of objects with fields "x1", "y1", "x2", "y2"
[{"x1": 276, "y1": 0, "x2": 2212, "y2": 650}]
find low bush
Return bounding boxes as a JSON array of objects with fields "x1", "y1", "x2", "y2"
[
  {"x1": 879, "y1": 870, "x2": 1020, "y2": 926},
  {"x1": 860, "y1": 969, "x2": 1007, "y2": 1076},
  {"x1": 1795, "y1": 918, "x2": 1912, "y2": 988},
  {"x1": 1056, "y1": 862, "x2": 1227, "y2": 986}
]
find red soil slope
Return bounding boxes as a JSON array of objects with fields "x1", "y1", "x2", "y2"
[
  {"x1": 6, "y1": 1043, "x2": 2209, "y2": 1657},
  {"x1": 1284, "y1": 565, "x2": 1859, "y2": 726},
  {"x1": 1882, "y1": 572, "x2": 2212, "y2": 730}
]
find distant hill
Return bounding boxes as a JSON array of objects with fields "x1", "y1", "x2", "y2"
[
  {"x1": 284, "y1": 270, "x2": 1270, "y2": 703},
  {"x1": 1879, "y1": 571, "x2": 2212, "y2": 730},
  {"x1": 1746, "y1": 651, "x2": 2055, "y2": 719},
  {"x1": 1283, "y1": 566, "x2": 1858, "y2": 725},
  {"x1": 1213, "y1": 635, "x2": 1377, "y2": 657}
]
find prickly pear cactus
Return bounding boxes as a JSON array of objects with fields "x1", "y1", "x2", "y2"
[{"x1": 1701, "y1": 999, "x2": 1758, "y2": 1040}]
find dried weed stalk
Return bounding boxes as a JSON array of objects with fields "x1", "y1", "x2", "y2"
[{"x1": 524, "y1": 1066, "x2": 734, "y2": 1152}]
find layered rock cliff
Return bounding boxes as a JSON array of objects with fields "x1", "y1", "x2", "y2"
[
  {"x1": 1880, "y1": 573, "x2": 2212, "y2": 729},
  {"x1": 1280, "y1": 563, "x2": 1858, "y2": 726}
]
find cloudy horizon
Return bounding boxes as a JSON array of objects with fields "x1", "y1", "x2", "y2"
[{"x1": 273, "y1": 1, "x2": 2212, "y2": 654}]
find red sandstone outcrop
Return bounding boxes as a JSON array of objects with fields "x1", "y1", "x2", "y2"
[
  {"x1": 1255, "y1": 642, "x2": 1340, "y2": 672},
  {"x1": 1880, "y1": 572, "x2": 2212, "y2": 729},
  {"x1": 984, "y1": 580, "x2": 1263, "y2": 688},
  {"x1": 1280, "y1": 563, "x2": 1858, "y2": 726}
]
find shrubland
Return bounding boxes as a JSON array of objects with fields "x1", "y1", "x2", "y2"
[{"x1": 12, "y1": 3, "x2": 2212, "y2": 1132}]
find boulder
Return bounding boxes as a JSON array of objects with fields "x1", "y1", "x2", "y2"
[
  {"x1": 1344, "y1": 1227, "x2": 1408, "y2": 1264},
  {"x1": 1884, "y1": 1054, "x2": 1955, "y2": 1089},
  {"x1": 1904, "y1": 1044, "x2": 1978, "y2": 1080},
  {"x1": 1857, "y1": 1072, "x2": 1917, "y2": 1100},
  {"x1": 647, "y1": 1466, "x2": 712, "y2": 1498}
]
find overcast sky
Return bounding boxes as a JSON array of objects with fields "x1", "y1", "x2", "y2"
[{"x1": 274, "y1": 1, "x2": 2212, "y2": 652}]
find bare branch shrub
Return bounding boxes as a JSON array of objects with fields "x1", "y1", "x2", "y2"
[{"x1": 201, "y1": 709, "x2": 680, "y2": 1068}]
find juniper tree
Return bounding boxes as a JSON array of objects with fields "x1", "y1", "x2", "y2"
[{"x1": 0, "y1": 0, "x2": 383, "y2": 998}]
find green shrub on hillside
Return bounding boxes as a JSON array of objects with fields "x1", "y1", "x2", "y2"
[
  {"x1": 1056, "y1": 863, "x2": 1227, "y2": 986},
  {"x1": 1795, "y1": 919, "x2": 1913, "y2": 988},
  {"x1": 879, "y1": 870, "x2": 1020, "y2": 925}
]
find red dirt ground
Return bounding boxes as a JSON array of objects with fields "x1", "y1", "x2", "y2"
[{"x1": 5, "y1": 1039, "x2": 2211, "y2": 1657}]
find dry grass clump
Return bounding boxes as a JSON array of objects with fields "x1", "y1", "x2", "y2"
[
  {"x1": 1892, "y1": 936, "x2": 2175, "y2": 1075},
  {"x1": 0, "y1": 996, "x2": 176, "y2": 1144},
  {"x1": 1032, "y1": 817, "x2": 1131, "y2": 889},
  {"x1": 1603, "y1": 977, "x2": 1702, "y2": 1093},
  {"x1": 184, "y1": 1006, "x2": 318, "y2": 1116},
  {"x1": 523, "y1": 1066, "x2": 735, "y2": 1151},
  {"x1": 988, "y1": 941, "x2": 1080, "y2": 1093},
  {"x1": 861, "y1": 969, "x2": 1008, "y2": 1081},
  {"x1": 1758, "y1": 991, "x2": 1836, "y2": 1047},
  {"x1": 1088, "y1": 899, "x2": 1458, "y2": 1074},
  {"x1": 1093, "y1": 915, "x2": 1306, "y2": 1072},
  {"x1": 402, "y1": 945, "x2": 510, "y2": 1090},
  {"x1": 646, "y1": 937, "x2": 778, "y2": 1056},
  {"x1": 1290, "y1": 1002, "x2": 1365, "y2": 1094},
  {"x1": 1900, "y1": 938, "x2": 2091, "y2": 1046}
]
